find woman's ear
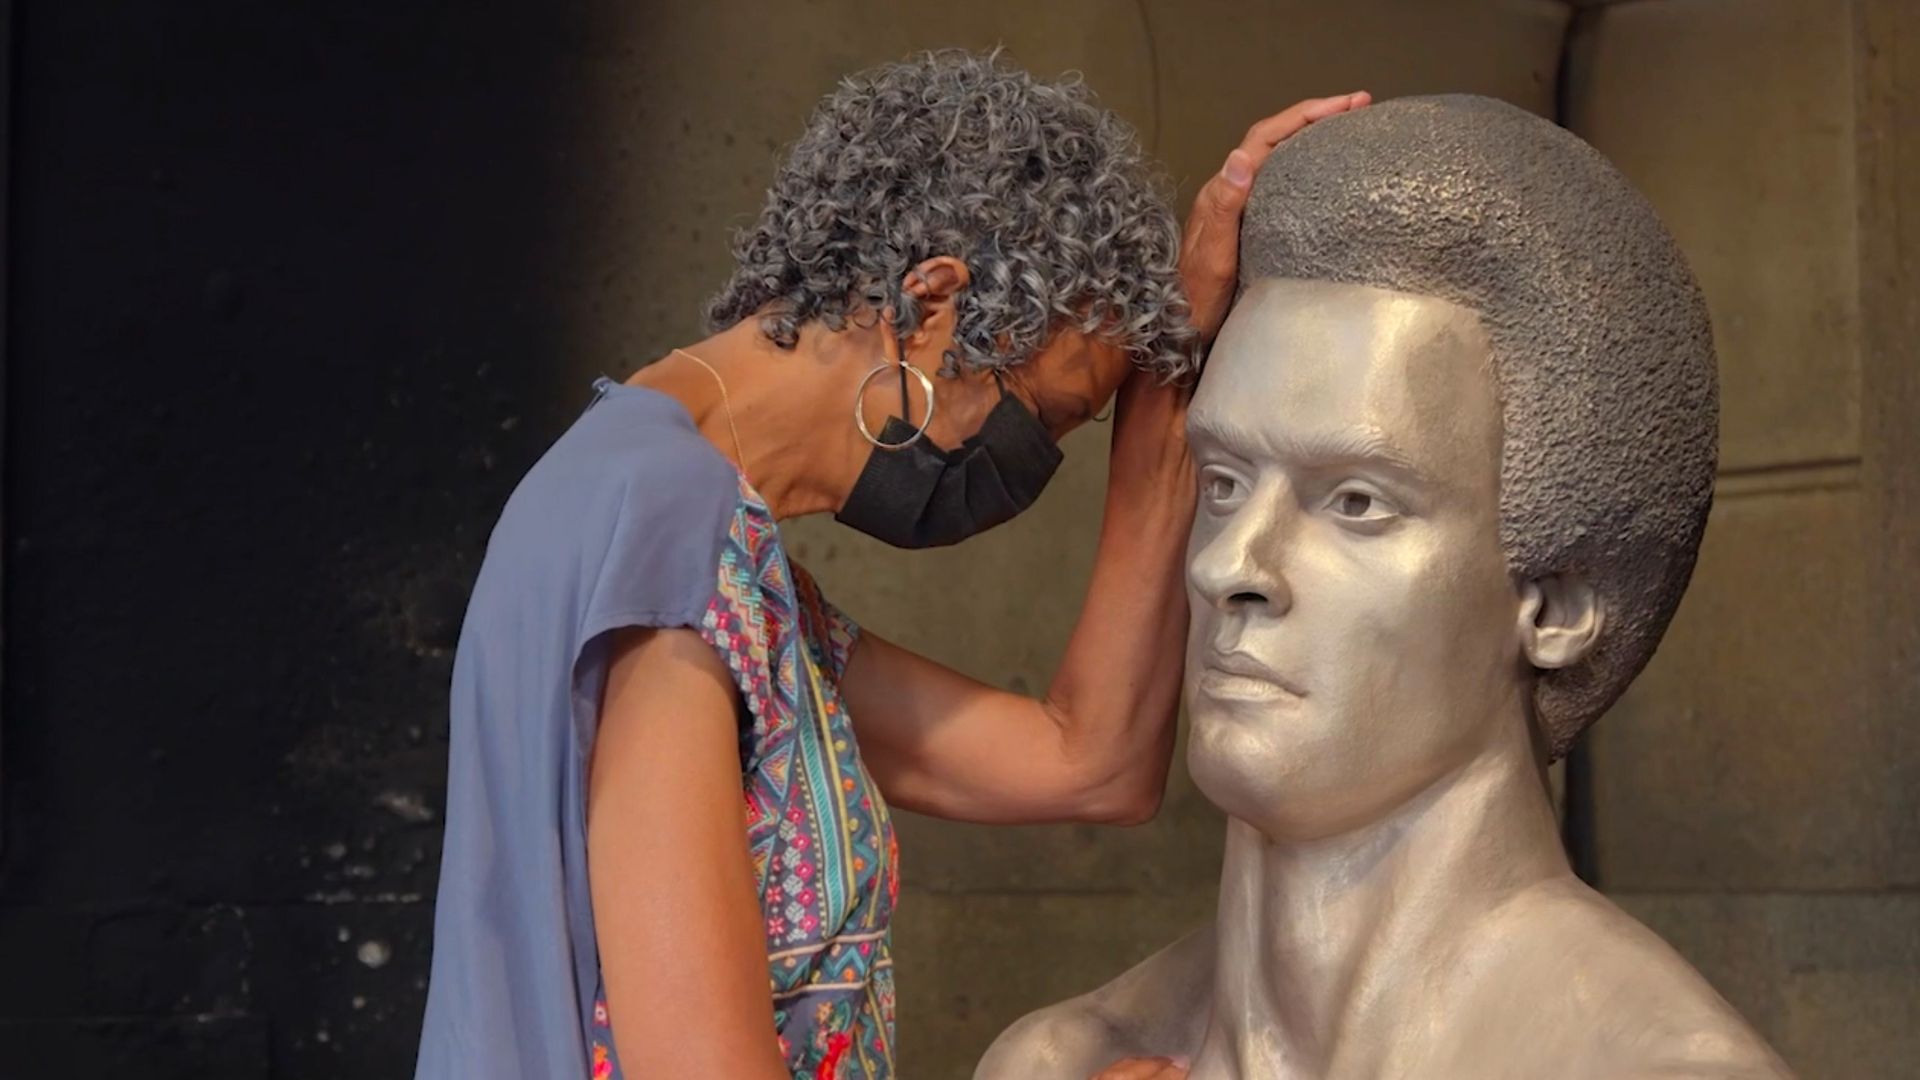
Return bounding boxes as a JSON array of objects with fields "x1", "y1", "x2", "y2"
[
  {"x1": 901, "y1": 256, "x2": 971, "y2": 307},
  {"x1": 901, "y1": 256, "x2": 971, "y2": 341},
  {"x1": 1516, "y1": 575, "x2": 1604, "y2": 670},
  {"x1": 894, "y1": 257, "x2": 972, "y2": 369}
]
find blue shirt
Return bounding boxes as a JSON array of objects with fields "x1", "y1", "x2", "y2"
[{"x1": 417, "y1": 380, "x2": 898, "y2": 1080}]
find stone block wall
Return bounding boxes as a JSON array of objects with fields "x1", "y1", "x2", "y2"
[{"x1": 1566, "y1": 3, "x2": 1920, "y2": 1077}]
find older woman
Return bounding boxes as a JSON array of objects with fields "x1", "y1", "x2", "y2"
[{"x1": 416, "y1": 49, "x2": 1364, "y2": 1080}]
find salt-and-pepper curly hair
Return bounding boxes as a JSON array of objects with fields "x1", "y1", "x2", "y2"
[{"x1": 706, "y1": 49, "x2": 1200, "y2": 380}]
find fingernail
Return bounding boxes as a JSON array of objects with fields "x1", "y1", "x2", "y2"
[{"x1": 1222, "y1": 150, "x2": 1253, "y2": 188}]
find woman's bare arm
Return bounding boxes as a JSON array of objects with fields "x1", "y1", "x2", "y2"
[
  {"x1": 840, "y1": 371, "x2": 1191, "y2": 825},
  {"x1": 587, "y1": 627, "x2": 788, "y2": 1079}
]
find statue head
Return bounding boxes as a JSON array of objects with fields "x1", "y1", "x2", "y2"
[{"x1": 1185, "y1": 95, "x2": 1716, "y2": 836}]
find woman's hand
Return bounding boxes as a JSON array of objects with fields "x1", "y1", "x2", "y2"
[
  {"x1": 1092, "y1": 1057, "x2": 1190, "y2": 1080},
  {"x1": 1178, "y1": 93, "x2": 1372, "y2": 342}
]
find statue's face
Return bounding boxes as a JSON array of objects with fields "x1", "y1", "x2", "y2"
[{"x1": 1185, "y1": 278, "x2": 1523, "y2": 840}]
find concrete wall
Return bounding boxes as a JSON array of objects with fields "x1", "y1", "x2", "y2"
[{"x1": 1565, "y1": 3, "x2": 1920, "y2": 1077}]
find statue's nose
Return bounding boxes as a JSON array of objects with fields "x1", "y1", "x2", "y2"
[{"x1": 1189, "y1": 502, "x2": 1294, "y2": 619}]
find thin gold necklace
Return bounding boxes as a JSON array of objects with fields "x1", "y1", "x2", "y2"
[{"x1": 671, "y1": 347, "x2": 747, "y2": 474}]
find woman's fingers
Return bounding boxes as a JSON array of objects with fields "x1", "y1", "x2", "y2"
[
  {"x1": 1090, "y1": 1056, "x2": 1191, "y2": 1080},
  {"x1": 1239, "y1": 91, "x2": 1372, "y2": 158},
  {"x1": 1178, "y1": 92, "x2": 1371, "y2": 341}
]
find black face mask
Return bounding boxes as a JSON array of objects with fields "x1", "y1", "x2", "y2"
[{"x1": 835, "y1": 388, "x2": 1064, "y2": 549}]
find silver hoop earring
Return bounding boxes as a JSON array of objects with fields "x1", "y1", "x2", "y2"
[{"x1": 853, "y1": 360, "x2": 937, "y2": 450}]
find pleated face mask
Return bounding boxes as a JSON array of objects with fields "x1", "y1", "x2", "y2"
[{"x1": 834, "y1": 386, "x2": 1064, "y2": 549}]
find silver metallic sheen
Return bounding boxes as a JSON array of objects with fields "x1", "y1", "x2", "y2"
[{"x1": 975, "y1": 96, "x2": 1789, "y2": 1080}]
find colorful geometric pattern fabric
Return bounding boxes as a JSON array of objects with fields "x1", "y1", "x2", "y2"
[{"x1": 589, "y1": 476, "x2": 898, "y2": 1080}]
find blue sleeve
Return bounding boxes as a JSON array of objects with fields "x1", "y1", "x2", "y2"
[{"x1": 578, "y1": 457, "x2": 737, "y2": 645}]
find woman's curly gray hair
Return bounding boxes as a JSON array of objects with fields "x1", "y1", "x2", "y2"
[{"x1": 706, "y1": 49, "x2": 1199, "y2": 380}]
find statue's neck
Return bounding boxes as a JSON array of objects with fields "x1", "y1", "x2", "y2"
[{"x1": 1199, "y1": 728, "x2": 1570, "y2": 1079}]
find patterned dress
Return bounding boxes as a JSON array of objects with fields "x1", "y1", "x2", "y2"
[
  {"x1": 589, "y1": 475, "x2": 901, "y2": 1080},
  {"x1": 417, "y1": 380, "x2": 898, "y2": 1080}
]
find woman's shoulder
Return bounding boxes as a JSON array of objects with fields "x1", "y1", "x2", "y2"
[
  {"x1": 473, "y1": 383, "x2": 746, "y2": 621},
  {"x1": 506, "y1": 383, "x2": 740, "y2": 531},
  {"x1": 556, "y1": 380, "x2": 735, "y2": 491}
]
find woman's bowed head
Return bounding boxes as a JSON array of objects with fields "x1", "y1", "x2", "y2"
[{"x1": 655, "y1": 50, "x2": 1368, "y2": 543}]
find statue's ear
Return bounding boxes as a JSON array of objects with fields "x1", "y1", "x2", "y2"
[{"x1": 1517, "y1": 574, "x2": 1603, "y2": 670}]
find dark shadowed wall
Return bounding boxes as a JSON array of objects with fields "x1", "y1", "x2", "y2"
[
  {"x1": 0, "y1": 3, "x2": 605, "y2": 1074},
  {"x1": 1, "y1": 2, "x2": 1912, "y2": 1078}
]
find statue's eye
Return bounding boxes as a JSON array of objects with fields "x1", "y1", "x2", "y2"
[
  {"x1": 1200, "y1": 467, "x2": 1242, "y2": 507},
  {"x1": 1327, "y1": 486, "x2": 1398, "y2": 528},
  {"x1": 1334, "y1": 491, "x2": 1374, "y2": 518}
]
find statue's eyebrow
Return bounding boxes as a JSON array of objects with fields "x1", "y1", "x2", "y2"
[
  {"x1": 1189, "y1": 412, "x2": 1436, "y2": 486},
  {"x1": 1290, "y1": 426, "x2": 1421, "y2": 472},
  {"x1": 1186, "y1": 407, "x2": 1260, "y2": 450}
]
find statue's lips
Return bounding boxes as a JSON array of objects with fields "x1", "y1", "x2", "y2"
[{"x1": 1197, "y1": 652, "x2": 1305, "y2": 702}]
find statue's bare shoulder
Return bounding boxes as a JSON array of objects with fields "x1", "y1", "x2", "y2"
[
  {"x1": 979, "y1": 882, "x2": 1791, "y2": 1080},
  {"x1": 1436, "y1": 877, "x2": 1795, "y2": 1080},
  {"x1": 974, "y1": 923, "x2": 1215, "y2": 1080}
]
